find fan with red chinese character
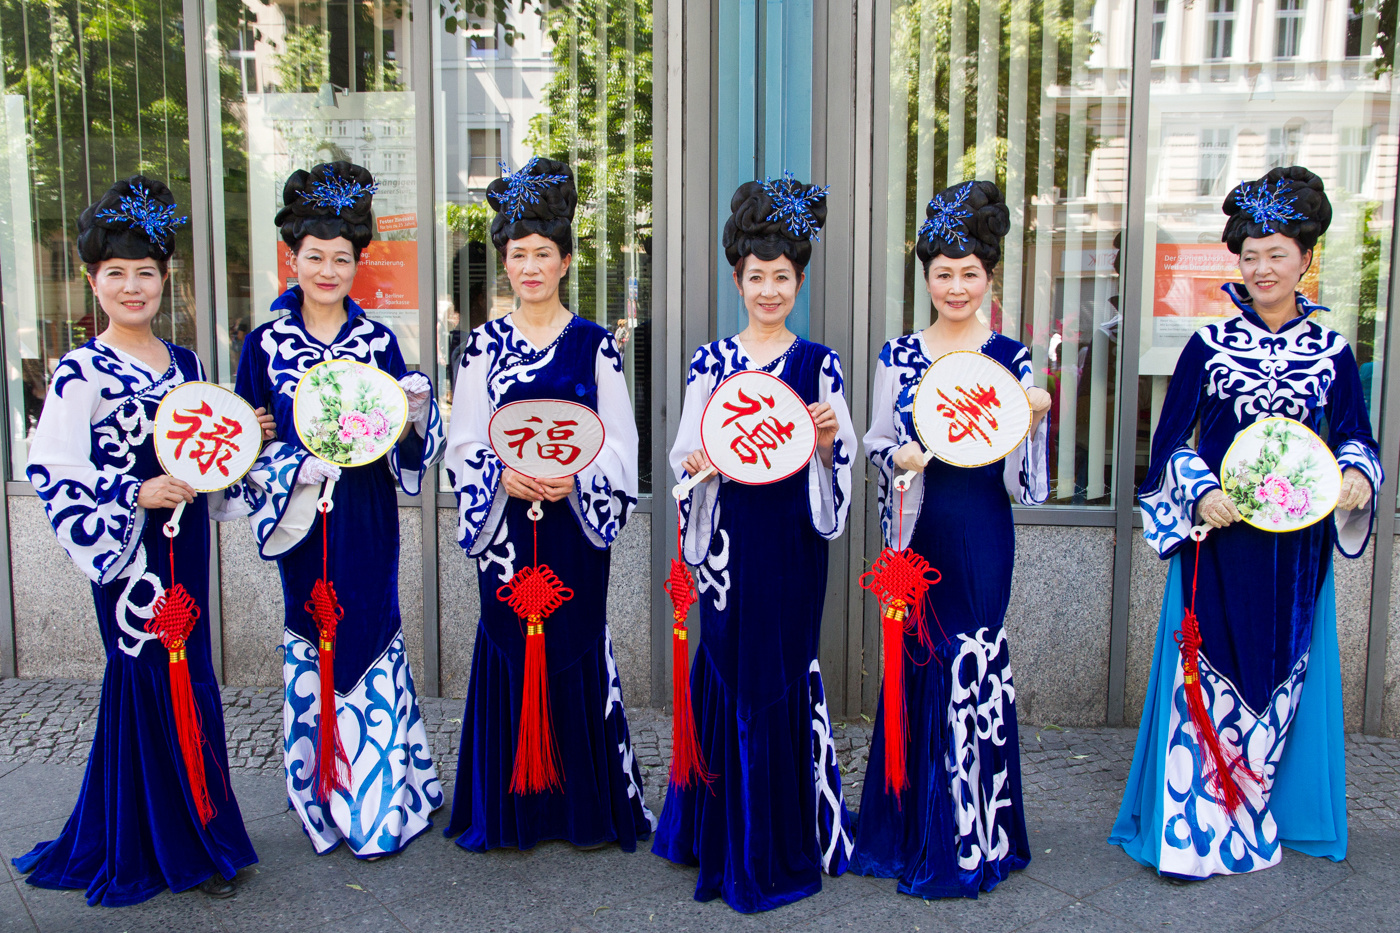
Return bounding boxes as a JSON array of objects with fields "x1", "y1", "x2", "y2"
[
  {"x1": 906, "y1": 349, "x2": 1031, "y2": 476},
  {"x1": 150, "y1": 381, "x2": 262, "y2": 824},
  {"x1": 487, "y1": 399, "x2": 606, "y2": 793}
]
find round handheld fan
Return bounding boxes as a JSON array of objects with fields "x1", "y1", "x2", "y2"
[
  {"x1": 293, "y1": 359, "x2": 409, "y2": 469},
  {"x1": 673, "y1": 370, "x2": 817, "y2": 499},
  {"x1": 154, "y1": 381, "x2": 263, "y2": 535},
  {"x1": 1220, "y1": 417, "x2": 1341, "y2": 533},
  {"x1": 489, "y1": 399, "x2": 606, "y2": 479},
  {"x1": 910, "y1": 350, "x2": 1032, "y2": 469}
]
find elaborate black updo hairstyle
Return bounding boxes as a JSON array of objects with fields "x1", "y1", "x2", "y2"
[
  {"x1": 275, "y1": 161, "x2": 378, "y2": 254},
  {"x1": 915, "y1": 180, "x2": 1010, "y2": 274},
  {"x1": 77, "y1": 175, "x2": 187, "y2": 275},
  {"x1": 722, "y1": 172, "x2": 828, "y2": 274},
  {"x1": 485, "y1": 157, "x2": 577, "y2": 257},
  {"x1": 1221, "y1": 165, "x2": 1332, "y2": 254}
]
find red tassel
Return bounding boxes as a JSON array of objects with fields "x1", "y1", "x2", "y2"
[
  {"x1": 498, "y1": 564, "x2": 573, "y2": 794},
  {"x1": 881, "y1": 599, "x2": 909, "y2": 797},
  {"x1": 147, "y1": 582, "x2": 215, "y2": 825},
  {"x1": 306, "y1": 576, "x2": 348, "y2": 803},
  {"x1": 858, "y1": 537, "x2": 941, "y2": 805},
  {"x1": 1177, "y1": 539, "x2": 1259, "y2": 813},
  {"x1": 663, "y1": 545, "x2": 712, "y2": 788}
]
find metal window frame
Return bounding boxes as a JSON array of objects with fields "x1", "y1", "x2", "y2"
[{"x1": 1106, "y1": 0, "x2": 1154, "y2": 728}]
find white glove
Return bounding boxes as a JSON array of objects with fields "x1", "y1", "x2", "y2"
[
  {"x1": 400, "y1": 372, "x2": 432, "y2": 423},
  {"x1": 298, "y1": 457, "x2": 342, "y2": 486}
]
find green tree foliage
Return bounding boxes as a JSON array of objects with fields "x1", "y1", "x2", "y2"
[{"x1": 0, "y1": 0, "x2": 195, "y2": 351}]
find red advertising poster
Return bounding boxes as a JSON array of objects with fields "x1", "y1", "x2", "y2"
[
  {"x1": 277, "y1": 240, "x2": 418, "y2": 311},
  {"x1": 1154, "y1": 243, "x2": 1319, "y2": 336}
]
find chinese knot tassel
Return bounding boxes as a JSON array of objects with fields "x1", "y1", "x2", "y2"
[
  {"x1": 662, "y1": 522, "x2": 711, "y2": 788},
  {"x1": 858, "y1": 542, "x2": 941, "y2": 802},
  {"x1": 1175, "y1": 538, "x2": 1258, "y2": 813},
  {"x1": 498, "y1": 561, "x2": 573, "y2": 795},
  {"x1": 147, "y1": 550, "x2": 215, "y2": 825},
  {"x1": 306, "y1": 512, "x2": 348, "y2": 804},
  {"x1": 880, "y1": 598, "x2": 910, "y2": 796}
]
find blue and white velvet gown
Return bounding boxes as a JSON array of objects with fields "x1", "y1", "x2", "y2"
[
  {"x1": 235, "y1": 286, "x2": 445, "y2": 858},
  {"x1": 16, "y1": 341, "x2": 257, "y2": 906},
  {"x1": 653, "y1": 336, "x2": 857, "y2": 914},
  {"x1": 443, "y1": 313, "x2": 654, "y2": 852},
  {"x1": 1111, "y1": 284, "x2": 1382, "y2": 879},
  {"x1": 852, "y1": 331, "x2": 1047, "y2": 899}
]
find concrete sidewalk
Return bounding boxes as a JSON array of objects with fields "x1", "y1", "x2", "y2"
[{"x1": 0, "y1": 679, "x2": 1397, "y2": 932}]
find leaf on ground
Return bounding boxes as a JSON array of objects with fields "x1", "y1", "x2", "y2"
[
  {"x1": 1043, "y1": 723, "x2": 1064, "y2": 732},
  {"x1": 346, "y1": 883, "x2": 363, "y2": 891},
  {"x1": 860, "y1": 714, "x2": 873, "y2": 723},
  {"x1": 1070, "y1": 755, "x2": 1089, "y2": 760},
  {"x1": 593, "y1": 906, "x2": 611, "y2": 915}
]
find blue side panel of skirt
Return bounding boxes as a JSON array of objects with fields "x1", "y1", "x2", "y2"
[{"x1": 1109, "y1": 556, "x2": 1347, "y2": 869}]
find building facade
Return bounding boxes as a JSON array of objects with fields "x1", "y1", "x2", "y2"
[{"x1": 2, "y1": 0, "x2": 1400, "y2": 735}]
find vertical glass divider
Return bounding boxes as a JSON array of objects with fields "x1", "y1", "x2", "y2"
[
  {"x1": 182, "y1": 0, "x2": 224, "y2": 680},
  {"x1": 412, "y1": 0, "x2": 440, "y2": 697},
  {"x1": 1362, "y1": 172, "x2": 1400, "y2": 734},
  {"x1": 1106, "y1": 0, "x2": 1151, "y2": 728}
]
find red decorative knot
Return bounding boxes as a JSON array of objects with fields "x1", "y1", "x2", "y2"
[
  {"x1": 859, "y1": 547, "x2": 941, "y2": 619},
  {"x1": 664, "y1": 558, "x2": 697, "y2": 623},
  {"x1": 146, "y1": 583, "x2": 201, "y2": 649},
  {"x1": 497, "y1": 565, "x2": 574, "y2": 621},
  {"x1": 305, "y1": 578, "x2": 345, "y2": 642}
]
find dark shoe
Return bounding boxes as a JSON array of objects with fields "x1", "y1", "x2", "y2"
[{"x1": 198, "y1": 874, "x2": 237, "y2": 899}]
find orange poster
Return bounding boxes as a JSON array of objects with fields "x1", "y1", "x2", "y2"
[
  {"x1": 1154, "y1": 242, "x2": 1319, "y2": 330},
  {"x1": 277, "y1": 240, "x2": 418, "y2": 311}
]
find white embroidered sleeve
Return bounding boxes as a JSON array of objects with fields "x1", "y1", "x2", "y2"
[
  {"x1": 863, "y1": 359, "x2": 921, "y2": 551},
  {"x1": 445, "y1": 332, "x2": 507, "y2": 556},
  {"x1": 570, "y1": 336, "x2": 638, "y2": 548},
  {"x1": 805, "y1": 350, "x2": 855, "y2": 540},
  {"x1": 672, "y1": 349, "x2": 721, "y2": 567},
  {"x1": 1139, "y1": 446, "x2": 1220, "y2": 558}
]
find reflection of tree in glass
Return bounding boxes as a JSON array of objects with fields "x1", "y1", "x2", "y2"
[
  {"x1": 1, "y1": 0, "x2": 197, "y2": 356},
  {"x1": 275, "y1": 26, "x2": 330, "y2": 92}
]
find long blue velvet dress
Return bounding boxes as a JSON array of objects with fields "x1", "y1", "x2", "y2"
[
  {"x1": 1111, "y1": 285, "x2": 1382, "y2": 878},
  {"x1": 236, "y1": 287, "x2": 445, "y2": 857},
  {"x1": 653, "y1": 336, "x2": 858, "y2": 913},
  {"x1": 443, "y1": 313, "x2": 654, "y2": 852},
  {"x1": 851, "y1": 331, "x2": 1047, "y2": 899},
  {"x1": 16, "y1": 340, "x2": 257, "y2": 906}
]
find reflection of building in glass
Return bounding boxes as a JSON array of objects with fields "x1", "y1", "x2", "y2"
[{"x1": 1137, "y1": 0, "x2": 1398, "y2": 457}]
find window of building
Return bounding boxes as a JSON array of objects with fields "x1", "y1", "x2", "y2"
[
  {"x1": 1267, "y1": 124, "x2": 1304, "y2": 168},
  {"x1": 467, "y1": 128, "x2": 504, "y2": 180},
  {"x1": 1198, "y1": 128, "x2": 1232, "y2": 197},
  {"x1": 467, "y1": 30, "x2": 498, "y2": 60},
  {"x1": 1152, "y1": 0, "x2": 1168, "y2": 61},
  {"x1": 1276, "y1": 0, "x2": 1304, "y2": 59},
  {"x1": 1345, "y1": 0, "x2": 1368, "y2": 57},
  {"x1": 1338, "y1": 126, "x2": 1373, "y2": 193},
  {"x1": 1206, "y1": 0, "x2": 1236, "y2": 61}
]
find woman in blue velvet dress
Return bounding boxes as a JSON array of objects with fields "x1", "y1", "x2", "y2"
[
  {"x1": 16, "y1": 177, "x2": 262, "y2": 905},
  {"x1": 1111, "y1": 167, "x2": 1381, "y2": 879},
  {"x1": 236, "y1": 162, "x2": 445, "y2": 858},
  {"x1": 443, "y1": 158, "x2": 654, "y2": 852},
  {"x1": 852, "y1": 181, "x2": 1051, "y2": 899},
  {"x1": 653, "y1": 175, "x2": 858, "y2": 913}
]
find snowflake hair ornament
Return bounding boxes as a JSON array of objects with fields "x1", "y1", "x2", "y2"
[
  {"x1": 1234, "y1": 179, "x2": 1308, "y2": 235},
  {"x1": 496, "y1": 158, "x2": 571, "y2": 223},
  {"x1": 95, "y1": 183, "x2": 189, "y2": 252},
  {"x1": 297, "y1": 175, "x2": 379, "y2": 216},
  {"x1": 760, "y1": 171, "x2": 829, "y2": 241},
  {"x1": 918, "y1": 182, "x2": 974, "y2": 251}
]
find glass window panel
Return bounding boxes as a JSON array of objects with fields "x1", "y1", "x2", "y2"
[
  {"x1": 208, "y1": 0, "x2": 420, "y2": 387},
  {"x1": 0, "y1": 0, "x2": 198, "y2": 478},
  {"x1": 1135, "y1": 0, "x2": 1399, "y2": 501},
  {"x1": 880, "y1": 0, "x2": 1135, "y2": 506},
  {"x1": 431, "y1": 0, "x2": 654, "y2": 493}
]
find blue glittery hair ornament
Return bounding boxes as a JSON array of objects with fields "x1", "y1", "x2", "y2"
[
  {"x1": 760, "y1": 171, "x2": 829, "y2": 242},
  {"x1": 277, "y1": 161, "x2": 379, "y2": 253},
  {"x1": 298, "y1": 175, "x2": 378, "y2": 216},
  {"x1": 915, "y1": 180, "x2": 1011, "y2": 272},
  {"x1": 494, "y1": 158, "x2": 572, "y2": 223},
  {"x1": 485, "y1": 156, "x2": 577, "y2": 255},
  {"x1": 919, "y1": 182, "x2": 974, "y2": 251},
  {"x1": 1222, "y1": 166, "x2": 1331, "y2": 254},
  {"x1": 77, "y1": 175, "x2": 187, "y2": 265}
]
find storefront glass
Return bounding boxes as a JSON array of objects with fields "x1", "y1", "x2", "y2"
[
  {"x1": 0, "y1": 0, "x2": 197, "y2": 478},
  {"x1": 879, "y1": 0, "x2": 1136, "y2": 507},
  {"x1": 1134, "y1": 0, "x2": 1399, "y2": 489},
  {"x1": 208, "y1": 0, "x2": 421, "y2": 386},
  {"x1": 430, "y1": 0, "x2": 654, "y2": 491}
]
